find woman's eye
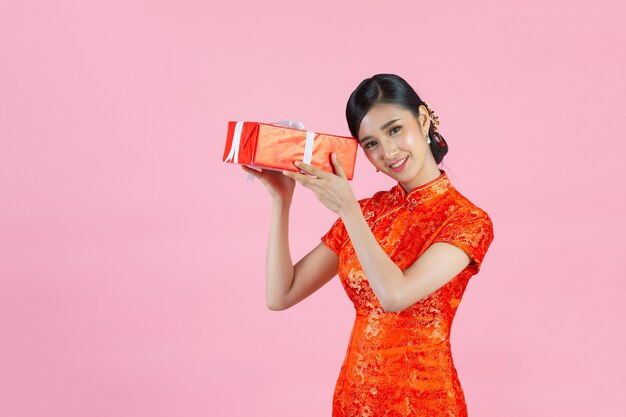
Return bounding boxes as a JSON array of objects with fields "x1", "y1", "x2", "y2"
[
  {"x1": 390, "y1": 126, "x2": 401, "y2": 135},
  {"x1": 364, "y1": 141, "x2": 377, "y2": 149}
]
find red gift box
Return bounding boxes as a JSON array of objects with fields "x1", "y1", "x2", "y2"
[{"x1": 223, "y1": 121, "x2": 358, "y2": 180}]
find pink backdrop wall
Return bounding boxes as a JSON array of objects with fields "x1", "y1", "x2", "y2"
[{"x1": 1, "y1": 1, "x2": 624, "y2": 416}]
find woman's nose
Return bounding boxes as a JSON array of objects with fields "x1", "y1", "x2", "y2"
[{"x1": 379, "y1": 136, "x2": 397, "y2": 159}]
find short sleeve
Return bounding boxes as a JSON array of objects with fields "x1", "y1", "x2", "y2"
[
  {"x1": 432, "y1": 208, "x2": 494, "y2": 274},
  {"x1": 320, "y1": 217, "x2": 347, "y2": 256},
  {"x1": 320, "y1": 198, "x2": 370, "y2": 256}
]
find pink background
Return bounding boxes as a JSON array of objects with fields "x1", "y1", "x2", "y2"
[{"x1": 1, "y1": 1, "x2": 624, "y2": 416}]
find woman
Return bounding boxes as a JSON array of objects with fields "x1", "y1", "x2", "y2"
[{"x1": 241, "y1": 73, "x2": 494, "y2": 416}]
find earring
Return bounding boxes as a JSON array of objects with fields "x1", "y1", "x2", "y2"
[{"x1": 424, "y1": 104, "x2": 439, "y2": 145}]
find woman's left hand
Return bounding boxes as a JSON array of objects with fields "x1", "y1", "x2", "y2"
[{"x1": 282, "y1": 152, "x2": 358, "y2": 217}]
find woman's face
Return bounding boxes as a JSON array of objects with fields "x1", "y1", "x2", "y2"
[{"x1": 357, "y1": 102, "x2": 436, "y2": 191}]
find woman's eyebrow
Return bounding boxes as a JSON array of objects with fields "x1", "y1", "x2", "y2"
[{"x1": 360, "y1": 118, "x2": 401, "y2": 143}]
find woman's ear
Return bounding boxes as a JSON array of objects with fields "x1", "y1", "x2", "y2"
[{"x1": 417, "y1": 104, "x2": 430, "y2": 132}]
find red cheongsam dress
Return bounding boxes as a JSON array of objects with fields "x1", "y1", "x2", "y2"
[{"x1": 321, "y1": 169, "x2": 494, "y2": 417}]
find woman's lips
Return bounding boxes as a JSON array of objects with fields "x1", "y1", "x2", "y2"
[{"x1": 389, "y1": 156, "x2": 409, "y2": 172}]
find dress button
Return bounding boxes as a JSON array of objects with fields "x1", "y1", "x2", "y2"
[{"x1": 406, "y1": 197, "x2": 418, "y2": 210}]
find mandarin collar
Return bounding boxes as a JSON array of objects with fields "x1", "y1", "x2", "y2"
[{"x1": 391, "y1": 170, "x2": 451, "y2": 210}]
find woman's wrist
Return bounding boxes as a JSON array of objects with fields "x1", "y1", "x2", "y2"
[
  {"x1": 272, "y1": 196, "x2": 292, "y2": 209},
  {"x1": 338, "y1": 200, "x2": 361, "y2": 221}
]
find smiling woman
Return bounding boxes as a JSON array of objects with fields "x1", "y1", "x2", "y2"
[
  {"x1": 242, "y1": 73, "x2": 494, "y2": 417},
  {"x1": 347, "y1": 74, "x2": 448, "y2": 168}
]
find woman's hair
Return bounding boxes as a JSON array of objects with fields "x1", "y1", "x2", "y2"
[{"x1": 346, "y1": 73, "x2": 449, "y2": 164}]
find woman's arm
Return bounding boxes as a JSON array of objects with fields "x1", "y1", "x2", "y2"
[
  {"x1": 282, "y1": 157, "x2": 472, "y2": 313},
  {"x1": 265, "y1": 200, "x2": 295, "y2": 310},
  {"x1": 283, "y1": 155, "x2": 470, "y2": 312},
  {"x1": 265, "y1": 199, "x2": 340, "y2": 311},
  {"x1": 340, "y1": 203, "x2": 471, "y2": 313},
  {"x1": 240, "y1": 165, "x2": 341, "y2": 311}
]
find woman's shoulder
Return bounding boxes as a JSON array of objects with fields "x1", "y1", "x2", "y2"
[
  {"x1": 356, "y1": 186, "x2": 396, "y2": 211},
  {"x1": 445, "y1": 187, "x2": 493, "y2": 225}
]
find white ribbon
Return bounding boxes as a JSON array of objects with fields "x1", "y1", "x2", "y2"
[
  {"x1": 303, "y1": 131, "x2": 315, "y2": 165},
  {"x1": 225, "y1": 121, "x2": 245, "y2": 164}
]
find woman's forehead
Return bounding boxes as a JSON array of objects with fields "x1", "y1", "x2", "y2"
[{"x1": 359, "y1": 103, "x2": 410, "y2": 136}]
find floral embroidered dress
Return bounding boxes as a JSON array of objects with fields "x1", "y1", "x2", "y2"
[{"x1": 321, "y1": 169, "x2": 494, "y2": 417}]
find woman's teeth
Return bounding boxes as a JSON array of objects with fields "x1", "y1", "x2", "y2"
[{"x1": 390, "y1": 156, "x2": 408, "y2": 168}]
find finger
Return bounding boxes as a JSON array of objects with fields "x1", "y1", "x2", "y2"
[
  {"x1": 330, "y1": 153, "x2": 347, "y2": 179},
  {"x1": 282, "y1": 169, "x2": 315, "y2": 187},
  {"x1": 293, "y1": 161, "x2": 328, "y2": 179}
]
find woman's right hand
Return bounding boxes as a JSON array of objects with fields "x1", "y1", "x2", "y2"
[{"x1": 240, "y1": 165, "x2": 296, "y2": 204}]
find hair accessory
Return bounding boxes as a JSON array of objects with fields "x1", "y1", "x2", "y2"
[
  {"x1": 423, "y1": 103, "x2": 445, "y2": 149},
  {"x1": 424, "y1": 104, "x2": 440, "y2": 132},
  {"x1": 437, "y1": 134, "x2": 445, "y2": 148}
]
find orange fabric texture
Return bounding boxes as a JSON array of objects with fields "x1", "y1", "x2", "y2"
[{"x1": 321, "y1": 170, "x2": 494, "y2": 416}]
